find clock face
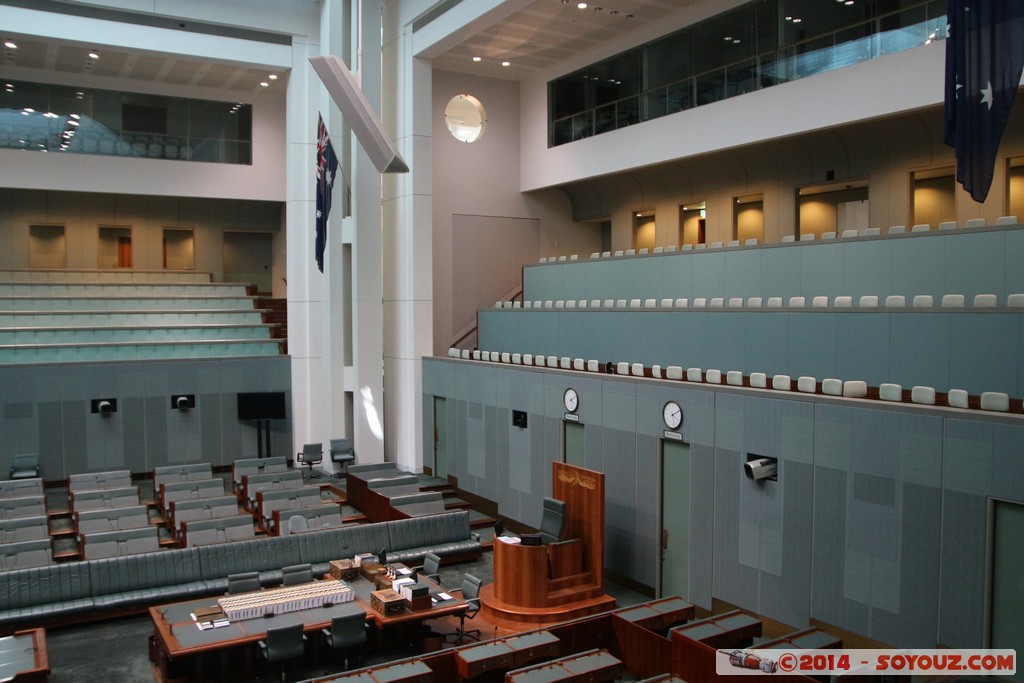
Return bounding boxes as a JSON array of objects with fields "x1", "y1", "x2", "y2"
[
  {"x1": 563, "y1": 388, "x2": 579, "y2": 413},
  {"x1": 663, "y1": 401, "x2": 683, "y2": 430}
]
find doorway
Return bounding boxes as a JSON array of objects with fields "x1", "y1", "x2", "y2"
[
  {"x1": 680, "y1": 203, "x2": 706, "y2": 247},
  {"x1": 98, "y1": 226, "x2": 132, "y2": 269},
  {"x1": 163, "y1": 228, "x2": 195, "y2": 270},
  {"x1": 660, "y1": 438, "x2": 690, "y2": 598},
  {"x1": 223, "y1": 231, "x2": 273, "y2": 293}
]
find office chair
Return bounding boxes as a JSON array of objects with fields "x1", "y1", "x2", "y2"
[
  {"x1": 329, "y1": 438, "x2": 355, "y2": 475},
  {"x1": 538, "y1": 497, "x2": 567, "y2": 545},
  {"x1": 448, "y1": 573, "x2": 482, "y2": 644},
  {"x1": 258, "y1": 623, "x2": 306, "y2": 683},
  {"x1": 321, "y1": 611, "x2": 369, "y2": 670},
  {"x1": 296, "y1": 443, "x2": 323, "y2": 480},
  {"x1": 419, "y1": 552, "x2": 442, "y2": 585},
  {"x1": 281, "y1": 563, "x2": 313, "y2": 586},
  {"x1": 226, "y1": 571, "x2": 261, "y2": 595}
]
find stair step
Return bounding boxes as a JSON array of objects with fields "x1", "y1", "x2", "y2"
[{"x1": 547, "y1": 581, "x2": 603, "y2": 606}]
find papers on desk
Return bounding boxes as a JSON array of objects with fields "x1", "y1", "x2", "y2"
[
  {"x1": 398, "y1": 567, "x2": 413, "y2": 575},
  {"x1": 436, "y1": 592, "x2": 453, "y2": 602},
  {"x1": 191, "y1": 607, "x2": 230, "y2": 630},
  {"x1": 497, "y1": 534, "x2": 521, "y2": 544}
]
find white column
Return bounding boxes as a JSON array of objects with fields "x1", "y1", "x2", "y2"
[{"x1": 382, "y1": 6, "x2": 433, "y2": 472}]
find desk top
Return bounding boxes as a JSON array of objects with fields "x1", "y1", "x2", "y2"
[
  {"x1": 0, "y1": 629, "x2": 48, "y2": 683},
  {"x1": 759, "y1": 628, "x2": 842, "y2": 650},
  {"x1": 616, "y1": 596, "x2": 694, "y2": 628},
  {"x1": 671, "y1": 610, "x2": 761, "y2": 646}
]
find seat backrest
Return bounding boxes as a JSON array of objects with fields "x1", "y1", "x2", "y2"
[
  {"x1": 329, "y1": 612, "x2": 368, "y2": 648},
  {"x1": 462, "y1": 573, "x2": 483, "y2": 604},
  {"x1": 227, "y1": 571, "x2": 261, "y2": 594},
  {"x1": 265, "y1": 623, "x2": 305, "y2": 661},
  {"x1": 287, "y1": 515, "x2": 309, "y2": 534},
  {"x1": 422, "y1": 551, "x2": 441, "y2": 577},
  {"x1": 297, "y1": 443, "x2": 323, "y2": 466},
  {"x1": 538, "y1": 497, "x2": 567, "y2": 544},
  {"x1": 281, "y1": 563, "x2": 313, "y2": 586},
  {"x1": 329, "y1": 439, "x2": 354, "y2": 463}
]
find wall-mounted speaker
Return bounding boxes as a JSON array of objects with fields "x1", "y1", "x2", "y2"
[
  {"x1": 172, "y1": 395, "x2": 195, "y2": 410},
  {"x1": 308, "y1": 55, "x2": 409, "y2": 174}
]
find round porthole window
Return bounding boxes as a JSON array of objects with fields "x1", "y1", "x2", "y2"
[{"x1": 445, "y1": 94, "x2": 486, "y2": 143}]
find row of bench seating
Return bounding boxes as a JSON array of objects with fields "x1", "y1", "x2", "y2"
[
  {"x1": 536, "y1": 216, "x2": 1020, "y2": 263},
  {"x1": 0, "y1": 338, "x2": 282, "y2": 364},
  {"x1": 0, "y1": 309, "x2": 264, "y2": 325},
  {"x1": 0, "y1": 510, "x2": 480, "y2": 631},
  {"x1": 0, "y1": 269, "x2": 213, "y2": 284},
  {"x1": 448, "y1": 350, "x2": 1018, "y2": 413},
  {"x1": 500, "y1": 292, "x2": 1024, "y2": 310},
  {"x1": 0, "y1": 296, "x2": 259, "y2": 310},
  {"x1": 0, "y1": 282, "x2": 247, "y2": 296},
  {"x1": 0, "y1": 323, "x2": 273, "y2": 344}
]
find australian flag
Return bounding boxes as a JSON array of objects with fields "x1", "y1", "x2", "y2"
[
  {"x1": 944, "y1": 0, "x2": 1024, "y2": 203},
  {"x1": 315, "y1": 114, "x2": 338, "y2": 273}
]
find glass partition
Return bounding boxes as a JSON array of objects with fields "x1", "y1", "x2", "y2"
[
  {"x1": 0, "y1": 80, "x2": 252, "y2": 164},
  {"x1": 549, "y1": 0, "x2": 946, "y2": 147}
]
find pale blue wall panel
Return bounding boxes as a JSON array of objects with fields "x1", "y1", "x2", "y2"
[
  {"x1": 789, "y1": 312, "x2": 839, "y2": 381},
  {"x1": 704, "y1": 312, "x2": 746, "y2": 372},
  {"x1": 760, "y1": 248, "x2": 802, "y2": 300},
  {"x1": 723, "y1": 250, "x2": 762, "y2": 298},
  {"x1": 633, "y1": 431, "x2": 660, "y2": 587},
  {"x1": 1003, "y1": 229, "x2": 1024, "y2": 295},
  {"x1": 712, "y1": 443, "x2": 760, "y2": 613},
  {"x1": 745, "y1": 312, "x2": 788, "y2": 376},
  {"x1": 760, "y1": 459, "x2": 813, "y2": 628},
  {"x1": 522, "y1": 263, "x2": 561, "y2": 300},
  {"x1": 842, "y1": 240, "x2": 893, "y2": 297},
  {"x1": 689, "y1": 252, "x2": 727, "y2": 297},
  {"x1": 834, "y1": 313, "x2": 890, "y2": 385},
  {"x1": 662, "y1": 254, "x2": 695, "y2": 298},
  {"x1": 943, "y1": 231, "x2": 1006, "y2": 298},
  {"x1": 948, "y1": 314, "x2": 1019, "y2": 395},
  {"x1": 889, "y1": 314, "x2": 950, "y2": 390},
  {"x1": 891, "y1": 236, "x2": 945, "y2": 297},
  {"x1": 671, "y1": 312, "x2": 709, "y2": 363},
  {"x1": 689, "y1": 442, "x2": 716, "y2": 608},
  {"x1": 799, "y1": 244, "x2": 845, "y2": 298}
]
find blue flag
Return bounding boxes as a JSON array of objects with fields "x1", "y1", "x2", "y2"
[
  {"x1": 315, "y1": 114, "x2": 338, "y2": 273},
  {"x1": 944, "y1": 0, "x2": 1024, "y2": 203}
]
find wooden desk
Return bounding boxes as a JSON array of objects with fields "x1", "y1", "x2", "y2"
[
  {"x1": 0, "y1": 628, "x2": 48, "y2": 683},
  {"x1": 504, "y1": 648, "x2": 622, "y2": 683},
  {"x1": 455, "y1": 630, "x2": 560, "y2": 679},
  {"x1": 670, "y1": 610, "x2": 761, "y2": 649},
  {"x1": 614, "y1": 597, "x2": 694, "y2": 631},
  {"x1": 758, "y1": 628, "x2": 841, "y2": 650},
  {"x1": 316, "y1": 659, "x2": 432, "y2": 682}
]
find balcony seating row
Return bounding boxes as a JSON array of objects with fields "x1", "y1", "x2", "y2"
[
  {"x1": 0, "y1": 510, "x2": 480, "y2": 631},
  {"x1": 500, "y1": 292, "x2": 1024, "y2": 310},
  {"x1": 0, "y1": 269, "x2": 213, "y2": 284},
  {"x1": 447, "y1": 350, "x2": 1017, "y2": 414},
  {"x1": 534, "y1": 216, "x2": 1020, "y2": 264},
  {"x1": 0, "y1": 338, "x2": 282, "y2": 364}
]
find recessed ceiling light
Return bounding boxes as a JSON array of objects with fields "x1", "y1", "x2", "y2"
[
  {"x1": 577, "y1": 2, "x2": 587, "y2": 8},
  {"x1": 70, "y1": 113, "x2": 80, "y2": 119},
  {"x1": 22, "y1": 107, "x2": 33, "y2": 113},
  {"x1": 88, "y1": 50, "x2": 99, "y2": 59},
  {"x1": 724, "y1": 36, "x2": 732, "y2": 41},
  {"x1": 260, "y1": 81, "x2": 269, "y2": 87},
  {"x1": 68, "y1": 119, "x2": 79, "y2": 126},
  {"x1": 792, "y1": 18, "x2": 802, "y2": 23},
  {"x1": 4, "y1": 40, "x2": 16, "y2": 49},
  {"x1": 44, "y1": 112, "x2": 58, "y2": 118},
  {"x1": 269, "y1": 74, "x2": 277, "y2": 80},
  {"x1": 733, "y1": 39, "x2": 741, "y2": 44},
  {"x1": 472, "y1": 56, "x2": 482, "y2": 62},
  {"x1": 501, "y1": 61, "x2": 510, "y2": 67}
]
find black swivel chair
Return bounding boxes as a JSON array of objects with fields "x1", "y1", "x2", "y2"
[
  {"x1": 538, "y1": 497, "x2": 567, "y2": 545},
  {"x1": 258, "y1": 623, "x2": 306, "y2": 683},
  {"x1": 281, "y1": 563, "x2": 314, "y2": 586},
  {"x1": 419, "y1": 551, "x2": 442, "y2": 585},
  {"x1": 321, "y1": 611, "x2": 369, "y2": 670},
  {"x1": 296, "y1": 443, "x2": 323, "y2": 480},
  {"x1": 329, "y1": 438, "x2": 355, "y2": 475},
  {"x1": 226, "y1": 571, "x2": 261, "y2": 595},
  {"x1": 450, "y1": 573, "x2": 483, "y2": 644}
]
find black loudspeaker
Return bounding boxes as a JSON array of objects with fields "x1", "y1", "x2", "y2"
[
  {"x1": 91, "y1": 399, "x2": 117, "y2": 415},
  {"x1": 512, "y1": 410, "x2": 528, "y2": 428},
  {"x1": 308, "y1": 55, "x2": 409, "y2": 174}
]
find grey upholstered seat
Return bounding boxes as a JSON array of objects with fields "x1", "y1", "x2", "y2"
[{"x1": 538, "y1": 497, "x2": 567, "y2": 545}]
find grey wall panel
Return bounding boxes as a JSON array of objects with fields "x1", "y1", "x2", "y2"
[
  {"x1": 760, "y1": 248, "x2": 801, "y2": 300},
  {"x1": 120, "y1": 397, "x2": 145, "y2": 470},
  {"x1": 713, "y1": 445, "x2": 759, "y2": 613},
  {"x1": 38, "y1": 401, "x2": 63, "y2": 480},
  {"x1": 835, "y1": 313, "x2": 890, "y2": 386},
  {"x1": 788, "y1": 312, "x2": 838, "y2": 382},
  {"x1": 760, "y1": 459, "x2": 813, "y2": 629},
  {"x1": 889, "y1": 313, "x2": 950, "y2": 391},
  {"x1": 891, "y1": 236, "x2": 945, "y2": 298},
  {"x1": 200, "y1": 393, "x2": 224, "y2": 467},
  {"x1": 145, "y1": 396, "x2": 169, "y2": 467},
  {"x1": 938, "y1": 489, "x2": 987, "y2": 647},
  {"x1": 948, "y1": 314, "x2": 1019, "y2": 395},
  {"x1": 662, "y1": 254, "x2": 695, "y2": 298},
  {"x1": 843, "y1": 240, "x2": 893, "y2": 296},
  {"x1": 61, "y1": 399, "x2": 88, "y2": 476},
  {"x1": 800, "y1": 244, "x2": 846, "y2": 298},
  {"x1": 672, "y1": 312, "x2": 708, "y2": 366},
  {"x1": 483, "y1": 404, "x2": 500, "y2": 502},
  {"x1": 691, "y1": 252, "x2": 726, "y2": 297},
  {"x1": 603, "y1": 427, "x2": 639, "y2": 578}
]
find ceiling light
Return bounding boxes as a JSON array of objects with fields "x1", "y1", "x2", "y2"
[
  {"x1": 260, "y1": 81, "x2": 269, "y2": 87},
  {"x1": 501, "y1": 61, "x2": 510, "y2": 67},
  {"x1": 792, "y1": 18, "x2": 802, "y2": 23},
  {"x1": 3, "y1": 40, "x2": 16, "y2": 49},
  {"x1": 472, "y1": 56, "x2": 481, "y2": 62},
  {"x1": 88, "y1": 50, "x2": 99, "y2": 59},
  {"x1": 733, "y1": 39, "x2": 741, "y2": 44},
  {"x1": 44, "y1": 112, "x2": 58, "y2": 118},
  {"x1": 845, "y1": 0, "x2": 854, "y2": 3},
  {"x1": 577, "y1": 2, "x2": 587, "y2": 8},
  {"x1": 68, "y1": 119, "x2": 79, "y2": 126},
  {"x1": 70, "y1": 113, "x2": 80, "y2": 119},
  {"x1": 724, "y1": 36, "x2": 732, "y2": 41},
  {"x1": 22, "y1": 107, "x2": 33, "y2": 113},
  {"x1": 75, "y1": 91, "x2": 84, "y2": 99},
  {"x1": 785, "y1": 15, "x2": 792, "y2": 20},
  {"x1": 269, "y1": 74, "x2": 277, "y2": 80}
]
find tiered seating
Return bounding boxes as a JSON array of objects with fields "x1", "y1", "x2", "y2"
[{"x1": 0, "y1": 269, "x2": 283, "y2": 364}]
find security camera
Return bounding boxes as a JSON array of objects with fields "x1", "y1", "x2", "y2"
[
  {"x1": 175, "y1": 396, "x2": 190, "y2": 411},
  {"x1": 744, "y1": 457, "x2": 777, "y2": 481}
]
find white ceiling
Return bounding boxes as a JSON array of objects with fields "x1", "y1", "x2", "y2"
[
  {"x1": 1, "y1": 0, "x2": 694, "y2": 92},
  {"x1": 430, "y1": 0, "x2": 698, "y2": 80}
]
